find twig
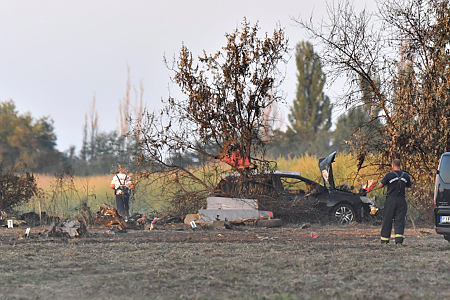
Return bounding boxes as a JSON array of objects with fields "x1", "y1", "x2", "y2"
[{"x1": 409, "y1": 214, "x2": 419, "y2": 237}]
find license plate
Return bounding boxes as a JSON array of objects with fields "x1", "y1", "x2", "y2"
[{"x1": 440, "y1": 216, "x2": 450, "y2": 223}]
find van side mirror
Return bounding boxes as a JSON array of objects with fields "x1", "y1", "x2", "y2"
[{"x1": 437, "y1": 169, "x2": 440, "y2": 175}]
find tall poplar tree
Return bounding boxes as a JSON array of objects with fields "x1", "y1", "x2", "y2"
[{"x1": 281, "y1": 41, "x2": 332, "y2": 157}]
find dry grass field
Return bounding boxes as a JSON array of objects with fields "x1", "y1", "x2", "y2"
[
  {"x1": 22, "y1": 174, "x2": 166, "y2": 218},
  {"x1": 0, "y1": 221, "x2": 449, "y2": 300}
]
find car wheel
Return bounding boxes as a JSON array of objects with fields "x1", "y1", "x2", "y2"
[
  {"x1": 332, "y1": 204, "x2": 356, "y2": 224},
  {"x1": 256, "y1": 219, "x2": 283, "y2": 227},
  {"x1": 444, "y1": 235, "x2": 450, "y2": 243}
]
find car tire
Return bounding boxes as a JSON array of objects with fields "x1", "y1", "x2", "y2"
[
  {"x1": 256, "y1": 219, "x2": 283, "y2": 227},
  {"x1": 444, "y1": 235, "x2": 450, "y2": 243},
  {"x1": 331, "y1": 203, "x2": 356, "y2": 224}
]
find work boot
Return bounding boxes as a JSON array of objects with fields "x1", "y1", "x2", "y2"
[{"x1": 395, "y1": 234, "x2": 404, "y2": 245}]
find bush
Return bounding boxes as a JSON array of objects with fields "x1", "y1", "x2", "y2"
[{"x1": 0, "y1": 163, "x2": 38, "y2": 211}]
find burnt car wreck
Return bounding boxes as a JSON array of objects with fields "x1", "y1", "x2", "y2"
[{"x1": 211, "y1": 151, "x2": 378, "y2": 224}]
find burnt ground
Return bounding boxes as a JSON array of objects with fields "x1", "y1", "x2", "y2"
[{"x1": 0, "y1": 221, "x2": 449, "y2": 300}]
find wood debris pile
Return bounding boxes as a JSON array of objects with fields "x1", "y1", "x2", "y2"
[
  {"x1": 94, "y1": 204, "x2": 128, "y2": 230},
  {"x1": 45, "y1": 220, "x2": 88, "y2": 238}
]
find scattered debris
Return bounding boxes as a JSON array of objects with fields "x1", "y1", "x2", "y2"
[
  {"x1": 256, "y1": 218, "x2": 283, "y2": 228},
  {"x1": 9, "y1": 219, "x2": 88, "y2": 240},
  {"x1": 310, "y1": 232, "x2": 319, "y2": 238},
  {"x1": 43, "y1": 219, "x2": 88, "y2": 238},
  {"x1": 198, "y1": 197, "x2": 272, "y2": 222},
  {"x1": 150, "y1": 220, "x2": 156, "y2": 230},
  {"x1": 94, "y1": 204, "x2": 128, "y2": 230},
  {"x1": 0, "y1": 210, "x2": 7, "y2": 225},
  {"x1": 195, "y1": 197, "x2": 276, "y2": 228},
  {"x1": 298, "y1": 222, "x2": 311, "y2": 229},
  {"x1": 184, "y1": 213, "x2": 200, "y2": 225},
  {"x1": 125, "y1": 213, "x2": 149, "y2": 229},
  {"x1": 14, "y1": 228, "x2": 29, "y2": 240},
  {"x1": 420, "y1": 230, "x2": 432, "y2": 235},
  {"x1": 189, "y1": 220, "x2": 197, "y2": 230},
  {"x1": 61, "y1": 220, "x2": 81, "y2": 238},
  {"x1": 1, "y1": 216, "x2": 27, "y2": 228},
  {"x1": 224, "y1": 220, "x2": 234, "y2": 229}
]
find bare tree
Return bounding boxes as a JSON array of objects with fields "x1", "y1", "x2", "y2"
[
  {"x1": 116, "y1": 67, "x2": 145, "y2": 169},
  {"x1": 89, "y1": 94, "x2": 98, "y2": 160},
  {"x1": 119, "y1": 66, "x2": 131, "y2": 152},
  {"x1": 296, "y1": 0, "x2": 450, "y2": 213},
  {"x1": 131, "y1": 19, "x2": 289, "y2": 213}
]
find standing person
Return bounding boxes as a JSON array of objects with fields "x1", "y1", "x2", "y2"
[
  {"x1": 377, "y1": 158, "x2": 412, "y2": 245},
  {"x1": 110, "y1": 167, "x2": 134, "y2": 219}
]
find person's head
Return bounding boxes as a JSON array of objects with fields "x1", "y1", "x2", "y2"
[
  {"x1": 117, "y1": 166, "x2": 125, "y2": 174},
  {"x1": 392, "y1": 158, "x2": 401, "y2": 169}
]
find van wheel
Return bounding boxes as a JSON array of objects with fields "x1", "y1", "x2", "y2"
[
  {"x1": 256, "y1": 219, "x2": 283, "y2": 227},
  {"x1": 332, "y1": 204, "x2": 356, "y2": 224},
  {"x1": 444, "y1": 235, "x2": 450, "y2": 243}
]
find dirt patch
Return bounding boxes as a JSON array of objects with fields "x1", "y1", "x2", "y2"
[{"x1": 0, "y1": 221, "x2": 448, "y2": 299}]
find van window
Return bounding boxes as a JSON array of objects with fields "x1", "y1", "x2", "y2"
[
  {"x1": 280, "y1": 177, "x2": 308, "y2": 193},
  {"x1": 439, "y1": 155, "x2": 450, "y2": 184},
  {"x1": 279, "y1": 176, "x2": 320, "y2": 195}
]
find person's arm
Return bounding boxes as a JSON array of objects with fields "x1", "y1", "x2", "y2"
[
  {"x1": 406, "y1": 174, "x2": 413, "y2": 188},
  {"x1": 377, "y1": 174, "x2": 388, "y2": 190},
  {"x1": 110, "y1": 176, "x2": 117, "y2": 189}
]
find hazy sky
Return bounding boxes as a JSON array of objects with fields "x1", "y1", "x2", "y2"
[{"x1": 0, "y1": 0, "x2": 377, "y2": 152}]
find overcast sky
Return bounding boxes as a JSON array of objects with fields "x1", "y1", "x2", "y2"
[{"x1": 0, "y1": 0, "x2": 378, "y2": 152}]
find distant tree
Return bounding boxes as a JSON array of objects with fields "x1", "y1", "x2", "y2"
[
  {"x1": 89, "y1": 96, "x2": 99, "y2": 161},
  {"x1": 71, "y1": 129, "x2": 130, "y2": 176},
  {"x1": 88, "y1": 131, "x2": 124, "y2": 174},
  {"x1": 272, "y1": 41, "x2": 332, "y2": 158},
  {"x1": 0, "y1": 100, "x2": 64, "y2": 173},
  {"x1": 80, "y1": 112, "x2": 89, "y2": 164}
]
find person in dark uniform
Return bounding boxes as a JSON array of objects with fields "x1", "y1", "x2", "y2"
[{"x1": 377, "y1": 158, "x2": 412, "y2": 244}]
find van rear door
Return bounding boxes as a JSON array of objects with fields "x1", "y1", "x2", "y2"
[{"x1": 434, "y1": 153, "x2": 450, "y2": 234}]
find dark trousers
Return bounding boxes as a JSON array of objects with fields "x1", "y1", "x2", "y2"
[
  {"x1": 115, "y1": 194, "x2": 130, "y2": 218},
  {"x1": 381, "y1": 195, "x2": 407, "y2": 243}
]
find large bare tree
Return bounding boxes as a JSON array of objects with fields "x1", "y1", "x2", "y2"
[
  {"x1": 297, "y1": 0, "x2": 450, "y2": 212},
  {"x1": 131, "y1": 19, "x2": 289, "y2": 214}
]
